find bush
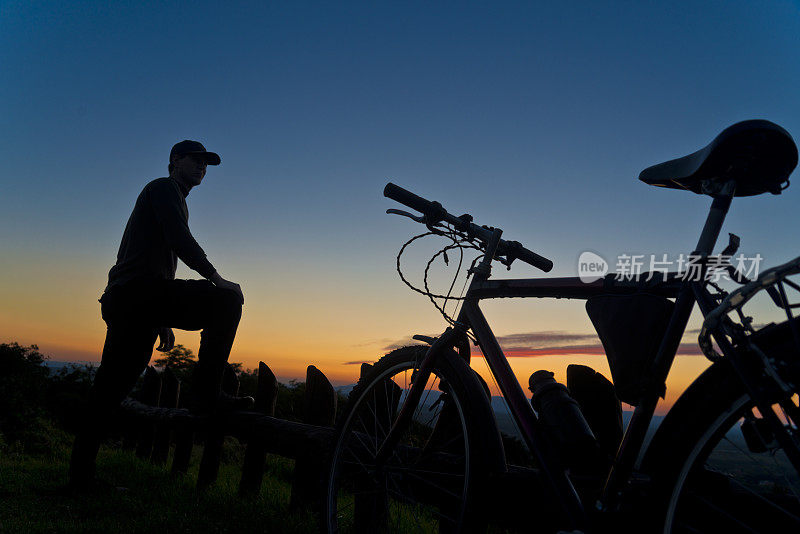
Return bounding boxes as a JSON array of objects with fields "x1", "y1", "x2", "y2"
[
  {"x1": 152, "y1": 345, "x2": 245, "y2": 408},
  {"x1": 230, "y1": 372, "x2": 308, "y2": 420},
  {"x1": 46, "y1": 363, "x2": 96, "y2": 432},
  {"x1": 1, "y1": 339, "x2": 349, "y2": 452},
  {"x1": 0, "y1": 343, "x2": 50, "y2": 445},
  {"x1": 0, "y1": 342, "x2": 96, "y2": 451},
  {"x1": 1, "y1": 417, "x2": 73, "y2": 456}
]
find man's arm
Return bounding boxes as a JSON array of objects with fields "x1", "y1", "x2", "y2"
[
  {"x1": 149, "y1": 180, "x2": 244, "y2": 304},
  {"x1": 148, "y1": 179, "x2": 217, "y2": 279}
]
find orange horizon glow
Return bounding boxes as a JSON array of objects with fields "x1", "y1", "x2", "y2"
[
  {"x1": 4, "y1": 328, "x2": 710, "y2": 417},
  {"x1": 1, "y1": 258, "x2": 711, "y2": 418}
]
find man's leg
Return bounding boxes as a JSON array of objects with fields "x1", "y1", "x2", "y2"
[
  {"x1": 69, "y1": 278, "x2": 244, "y2": 486},
  {"x1": 69, "y1": 322, "x2": 156, "y2": 487},
  {"x1": 150, "y1": 279, "x2": 244, "y2": 411}
]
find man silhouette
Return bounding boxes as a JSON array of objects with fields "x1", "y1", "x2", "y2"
[{"x1": 69, "y1": 140, "x2": 252, "y2": 489}]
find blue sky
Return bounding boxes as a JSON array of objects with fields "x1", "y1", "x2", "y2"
[{"x1": 1, "y1": 1, "x2": 799, "y2": 386}]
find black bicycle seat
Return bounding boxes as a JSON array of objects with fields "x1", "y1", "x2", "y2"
[{"x1": 639, "y1": 120, "x2": 798, "y2": 196}]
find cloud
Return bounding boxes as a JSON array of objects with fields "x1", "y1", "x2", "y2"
[
  {"x1": 495, "y1": 331, "x2": 598, "y2": 347},
  {"x1": 674, "y1": 343, "x2": 705, "y2": 356},
  {"x1": 343, "y1": 334, "x2": 437, "y2": 366},
  {"x1": 350, "y1": 338, "x2": 396, "y2": 348},
  {"x1": 497, "y1": 343, "x2": 605, "y2": 357},
  {"x1": 476, "y1": 341, "x2": 704, "y2": 358},
  {"x1": 371, "y1": 328, "x2": 708, "y2": 363},
  {"x1": 468, "y1": 329, "x2": 707, "y2": 358},
  {"x1": 378, "y1": 330, "x2": 597, "y2": 353},
  {"x1": 381, "y1": 335, "x2": 437, "y2": 352}
]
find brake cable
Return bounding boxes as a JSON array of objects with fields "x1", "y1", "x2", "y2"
[{"x1": 395, "y1": 225, "x2": 482, "y2": 329}]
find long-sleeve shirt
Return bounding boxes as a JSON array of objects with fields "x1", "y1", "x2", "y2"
[{"x1": 105, "y1": 177, "x2": 216, "y2": 292}]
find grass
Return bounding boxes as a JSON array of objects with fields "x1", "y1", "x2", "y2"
[
  {"x1": 0, "y1": 433, "x2": 316, "y2": 533},
  {"x1": 0, "y1": 426, "x2": 522, "y2": 533}
]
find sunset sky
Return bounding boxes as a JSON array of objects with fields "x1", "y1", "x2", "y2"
[{"x1": 2, "y1": 1, "x2": 799, "y2": 413}]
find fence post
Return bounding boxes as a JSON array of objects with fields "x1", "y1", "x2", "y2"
[
  {"x1": 135, "y1": 367, "x2": 161, "y2": 460},
  {"x1": 151, "y1": 368, "x2": 180, "y2": 465},
  {"x1": 352, "y1": 361, "x2": 398, "y2": 531},
  {"x1": 239, "y1": 362, "x2": 278, "y2": 496},
  {"x1": 197, "y1": 364, "x2": 239, "y2": 490},
  {"x1": 360, "y1": 362, "x2": 372, "y2": 380},
  {"x1": 171, "y1": 369, "x2": 194, "y2": 476},
  {"x1": 122, "y1": 416, "x2": 139, "y2": 451},
  {"x1": 290, "y1": 365, "x2": 337, "y2": 516},
  {"x1": 222, "y1": 364, "x2": 240, "y2": 396},
  {"x1": 171, "y1": 424, "x2": 194, "y2": 476}
]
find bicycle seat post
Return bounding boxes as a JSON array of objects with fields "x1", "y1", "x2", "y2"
[
  {"x1": 694, "y1": 179, "x2": 735, "y2": 257},
  {"x1": 601, "y1": 180, "x2": 737, "y2": 512}
]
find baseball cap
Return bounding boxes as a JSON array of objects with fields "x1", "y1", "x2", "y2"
[{"x1": 169, "y1": 140, "x2": 221, "y2": 165}]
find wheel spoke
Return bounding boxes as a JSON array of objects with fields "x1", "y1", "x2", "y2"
[
  {"x1": 402, "y1": 470, "x2": 463, "y2": 500},
  {"x1": 327, "y1": 347, "x2": 489, "y2": 533},
  {"x1": 665, "y1": 381, "x2": 800, "y2": 534},
  {"x1": 723, "y1": 472, "x2": 800, "y2": 523},
  {"x1": 680, "y1": 489, "x2": 761, "y2": 533}
]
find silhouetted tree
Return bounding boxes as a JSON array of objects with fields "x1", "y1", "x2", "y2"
[
  {"x1": 151, "y1": 345, "x2": 243, "y2": 407},
  {"x1": 153, "y1": 344, "x2": 243, "y2": 373},
  {"x1": 237, "y1": 367, "x2": 259, "y2": 398},
  {"x1": 46, "y1": 364, "x2": 96, "y2": 432},
  {"x1": 0, "y1": 342, "x2": 50, "y2": 447},
  {"x1": 153, "y1": 344, "x2": 197, "y2": 370}
]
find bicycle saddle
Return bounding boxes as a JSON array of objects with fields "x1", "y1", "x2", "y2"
[{"x1": 639, "y1": 119, "x2": 798, "y2": 196}]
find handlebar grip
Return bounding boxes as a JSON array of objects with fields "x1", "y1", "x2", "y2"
[
  {"x1": 516, "y1": 246, "x2": 554, "y2": 273},
  {"x1": 384, "y1": 183, "x2": 435, "y2": 214}
]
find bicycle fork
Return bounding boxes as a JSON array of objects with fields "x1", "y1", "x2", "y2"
[
  {"x1": 374, "y1": 227, "x2": 507, "y2": 467},
  {"x1": 374, "y1": 326, "x2": 462, "y2": 465}
]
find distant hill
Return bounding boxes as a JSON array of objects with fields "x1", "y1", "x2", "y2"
[
  {"x1": 43, "y1": 360, "x2": 96, "y2": 370},
  {"x1": 336, "y1": 383, "x2": 667, "y2": 445},
  {"x1": 490, "y1": 396, "x2": 664, "y2": 440}
]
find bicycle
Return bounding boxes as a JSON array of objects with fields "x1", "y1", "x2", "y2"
[{"x1": 325, "y1": 119, "x2": 800, "y2": 533}]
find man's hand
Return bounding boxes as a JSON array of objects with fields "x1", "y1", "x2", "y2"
[
  {"x1": 156, "y1": 327, "x2": 175, "y2": 352},
  {"x1": 210, "y1": 272, "x2": 244, "y2": 305}
]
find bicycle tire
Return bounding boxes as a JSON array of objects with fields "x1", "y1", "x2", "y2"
[
  {"x1": 325, "y1": 345, "x2": 505, "y2": 533},
  {"x1": 642, "y1": 360, "x2": 800, "y2": 533}
]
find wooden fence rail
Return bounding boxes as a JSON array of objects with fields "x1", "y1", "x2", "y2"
[
  {"x1": 116, "y1": 360, "x2": 546, "y2": 531},
  {"x1": 118, "y1": 361, "x2": 338, "y2": 515}
]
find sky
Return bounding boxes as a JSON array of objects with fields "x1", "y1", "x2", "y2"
[{"x1": 2, "y1": 1, "x2": 799, "y2": 412}]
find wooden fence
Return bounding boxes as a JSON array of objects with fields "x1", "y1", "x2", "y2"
[
  {"x1": 119, "y1": 361, "x2": 339, "y2": 515},
  {"x1": 118, "y1": 362, "x2": 549, "y2": 531}
]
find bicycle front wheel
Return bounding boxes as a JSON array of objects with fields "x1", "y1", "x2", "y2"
[
  {"x1": 643, "y1": 361, "x2": 800, "y2": 533},
  {"x1": 326, "y1": 345, "x2": 504, "y2": 533}
]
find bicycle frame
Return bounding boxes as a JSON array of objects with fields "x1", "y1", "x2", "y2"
[{"x1": 378, "y1": 183, "x2": 797, "y2": 530}]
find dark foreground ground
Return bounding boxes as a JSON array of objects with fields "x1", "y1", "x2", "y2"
[{"x1": 0, "y1": 430, "x2": 315, "y2": 534}]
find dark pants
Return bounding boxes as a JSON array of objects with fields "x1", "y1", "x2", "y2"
[{"x1": 69, "y1": 278, "x2": 242, "y2": 484}]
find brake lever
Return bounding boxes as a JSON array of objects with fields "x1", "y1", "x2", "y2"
[
  {"x1": 498, "y1": 240, "x2": 523, "y2": 270},
  {"x1": 497, "y1": 255, "x2": 514, "y2": 270},
  {"x1": 386, "y1": 208, "x2": 426, "y2": 223},
  {"x1": 387, "y1": 208, "x2": 452, "y2": 236}
]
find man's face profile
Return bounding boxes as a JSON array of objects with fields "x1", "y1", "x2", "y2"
[{"x1": 172, "y1": 154, "x2": 208, "y2": 188}]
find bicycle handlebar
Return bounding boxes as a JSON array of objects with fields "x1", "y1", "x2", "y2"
[
  {"x1": 384, "y1": 183, "x2": 554, "y2": 273},
  {"x1": 384, "y1": 183, "x2": 437, "y2": 215}
]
